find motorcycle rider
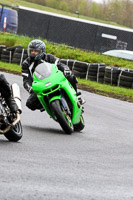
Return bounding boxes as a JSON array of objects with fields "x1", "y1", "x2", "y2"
[
  {"x1": 22, "y1": 39, "x2": 85, "y2": 111},
  {"x1": 0, "y1": 74, "x2": 18, "y2": 113}
]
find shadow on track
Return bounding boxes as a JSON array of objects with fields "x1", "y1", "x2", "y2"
[
  {"x1": 0, "y1": 138, "x2": 22, "y2": 144},
  {"x1": 0, "y1": 139, "x2": 9, "y2": 143},
  {"x1": 23, "y1": 125, "x2": 67, "y2": 135},
  {"x1": 23, "y1": 125, "x2": 84, "y2": 136}
]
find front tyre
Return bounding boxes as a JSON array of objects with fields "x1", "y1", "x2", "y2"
[
  {"x1": 4, "y1": 121, "x2": 23, "y2": 142},
  {"x1": 51, "y1": 100, "x2": 74, "y2": 134},
  {"x1": 74, "y1": 115, "x2": 85, "y2": 132}
]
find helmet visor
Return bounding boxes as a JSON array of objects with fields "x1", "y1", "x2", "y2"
[{"x1": 28, "y1": 48, "x2": 41, "y2": 56}]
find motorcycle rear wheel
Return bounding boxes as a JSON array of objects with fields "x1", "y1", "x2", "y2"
[
  {"x1": 4, "y1": 121, "x2": 23, "y2": 142},
  {"x1": 51, "y1": 100, "x2": 74, "y2": 134}
]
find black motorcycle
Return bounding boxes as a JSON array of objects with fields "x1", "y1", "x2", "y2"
[{"x1": 0, "y1": 83, "x2": 22, "y2": 142}]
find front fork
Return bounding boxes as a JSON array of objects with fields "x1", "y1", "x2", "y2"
[
  {"x1": 49, "y1": 94, "x2": 71, "y2": 116},
  {"x1": 60, "y1": 96, "x2": 71, "y2": 115}
]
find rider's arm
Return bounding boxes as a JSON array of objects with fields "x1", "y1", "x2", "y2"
[
  {"x1": 57, "y1": 61, "x2": 72, "y2": 76},
  {"x1": 44, "y1": 53, "x2": 57, "y2": 63},
  {"x1": 22, "y1": 58, "x2": 33, "y2": 93}
]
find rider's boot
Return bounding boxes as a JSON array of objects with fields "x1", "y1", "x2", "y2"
[
  {"x1": 76, "y1": 91, "x2": 86, "y2": 105},
  {"x1": 35, "y1": 102, "x2": 45, "y2": 112},
  {"x1": 40, "y1": 108, "x2": 45, "y2": 112}
]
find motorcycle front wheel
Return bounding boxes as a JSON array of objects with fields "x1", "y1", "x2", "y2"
[
  {"x1": 4, "y1": 121, "x2": 23, "y2": 142},
  {"x1": 51, "y1": 100, "x2": 74, "y2": 134},
  {"x1": 74, "y1": 115, "x2": 85, "y2": 132}
]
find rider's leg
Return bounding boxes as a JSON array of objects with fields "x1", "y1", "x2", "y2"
[
  {"x1": 0, "y1": 74, "x2": 18, "y2": 113},
  {"x1": 26, "y1": 92, "x2": 43, "y2": 111}
]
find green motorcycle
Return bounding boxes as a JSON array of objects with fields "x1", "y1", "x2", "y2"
[{"x1": 32, "y1": 61, "x2": 85, "y2": 134}]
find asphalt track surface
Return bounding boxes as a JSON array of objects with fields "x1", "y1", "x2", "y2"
[{"x1": 0, "y1": 72, "x2": 133, "y2": 200}]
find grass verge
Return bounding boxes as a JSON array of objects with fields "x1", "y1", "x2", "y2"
[{"x1": 78, "y1": 78, "x2": 133, "y2": 103}]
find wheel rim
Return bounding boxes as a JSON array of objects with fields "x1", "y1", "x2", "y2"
[
  {"x1": 62, "y1": 109, "x2": 73, "y2": 129},
  {"x1": 80, "y1": 115, "x2": 84, "y2": 124},
  {"x1": 12, "y1": 122, "x2": 22, "y2": 135}
]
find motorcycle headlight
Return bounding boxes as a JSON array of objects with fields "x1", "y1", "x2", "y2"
[{"x1": 45, "y1": 82, "x2": 51, "y2": 87}]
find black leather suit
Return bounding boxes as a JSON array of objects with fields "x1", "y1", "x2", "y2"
[
  {"x1": 0, "y1": 74, "x2": 12, "y2": 99},
  {"x1": 0, "y1": 74, "x2": 18, "y2": 113}
]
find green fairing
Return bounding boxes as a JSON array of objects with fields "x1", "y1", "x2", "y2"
[{"x1": 32, "y1": 62, "x2": 84, "y2": 131}]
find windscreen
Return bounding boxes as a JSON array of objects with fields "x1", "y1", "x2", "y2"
[{"x1": 34, "y1": 62, "x2": 52, "y2": 80}]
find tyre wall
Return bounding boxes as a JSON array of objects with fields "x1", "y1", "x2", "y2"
[{"x1": 0, "y1": 44, "x2": 133, "y2": 89}]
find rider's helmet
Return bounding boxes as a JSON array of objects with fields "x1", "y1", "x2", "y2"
[{"x1": 28, "y1": 39, "x2": 46, "y2": 61}]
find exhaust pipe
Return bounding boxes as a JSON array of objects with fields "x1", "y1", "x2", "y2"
[
  {"x1": 0, "y1": 112, "x2": 20, "y2": 134},
  {"x1": 11, "y1": 83, "x2": 22, "y2": 114}
]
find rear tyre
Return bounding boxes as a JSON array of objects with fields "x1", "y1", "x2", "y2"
[
  {"x1": 51, "y1": 100, "x2": 74, "y2": 134},
  {"x1": 4, "y1": 121, "x2": 23, "y2": 142},
  {"x1": 74, "y1": 115, "x2": 85, "y2": 132}
]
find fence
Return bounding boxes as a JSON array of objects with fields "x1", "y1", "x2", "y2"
[{"x1": 17, "y1": 6, "x2": 133, "y2": 53}]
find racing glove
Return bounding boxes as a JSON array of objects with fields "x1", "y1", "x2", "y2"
[
  {"x1": 26, "y1": 83, "x2": 33, "y2": 94},
  {"x1": 64, "y1": 69, "x2": 72, "y2": 77}
]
